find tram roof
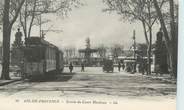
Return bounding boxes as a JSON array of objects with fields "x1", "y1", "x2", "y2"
[{"x1": 25, "y1": 37, "x2": 57, "y2": 48}]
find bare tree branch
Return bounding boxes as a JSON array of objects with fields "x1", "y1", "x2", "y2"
[{"x1": 10, "y1": 0, "x2": 25, "y2": 27}]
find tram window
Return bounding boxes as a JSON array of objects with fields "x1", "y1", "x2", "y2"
[{"x1": 24, "y1": 47, "x2": 44, "y2": 62}]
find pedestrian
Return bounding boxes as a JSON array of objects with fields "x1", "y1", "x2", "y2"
[
  {"x1": 69, "y1": 63, "x2": 73, "y2": 73},
  {"x1": 144, "y1": 62, "x2": 148, "y2": 75},
  {"x1": 122, "y1": 63, "x2": 125, "y2": 70},
  {"x1": 20, "y1": 60, "x2": 24, "y2": 77},
  {"x1": 81, "y1": 62, "x2": 85, "y2": 72},
  {"x1": 142, "y1": 63, "x2": 145, "y2": 75},
  {"x1": 118, "y1": 62, "x2": 121, "y2": 72},
  {"x1": 126, "y1": 64, "x2": 131, "y2": 72}
]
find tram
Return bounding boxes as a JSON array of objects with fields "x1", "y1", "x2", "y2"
[{"x1": 23, "y1": 37, "x2": 64, "y2": 78}]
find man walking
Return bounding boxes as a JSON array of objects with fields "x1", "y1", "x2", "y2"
[
  {"x1": 81, "y1": 62, "x2": 85, "y2": 72},
  {"x1": 69, "y1": 63, "x2": 73, "y2": 73},
  {"x1": 122, "y1": 63, "x2": 125, "y2": 70},
  {"x1": 118, "y1": 62, "x2": 121, "y2": 72}
]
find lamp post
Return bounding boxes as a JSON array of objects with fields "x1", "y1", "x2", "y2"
[
  {"x1": 132, "y1": 30, "x2": 136, "y2": 73},
  {"x1": 133, "y1": 30, "x2": 136, "y2": 59}
]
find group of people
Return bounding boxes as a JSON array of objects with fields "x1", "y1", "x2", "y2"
[
  {"x1": 69, "y1": 62, "x2": 85, "y2": 73},
  {"x1": 138, "y1": 61, "x2": 148, "y2": 75},
  {"x1": 68, "y1": 61, "x2": 147, "y2": 74},
  {"x1": 118, "y1": 62, "x2": 125, "y2": 72}
]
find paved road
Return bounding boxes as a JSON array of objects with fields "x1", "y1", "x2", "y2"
[
  {"x1": 0, "y1": 67, "x2": 176, "y2": 110},
  {"x1": 0, "y1": 67, "x2": 176, "y2": 99}
]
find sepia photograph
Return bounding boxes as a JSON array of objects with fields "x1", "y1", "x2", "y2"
[{"x1": 0, "y1": 0, "x2": 179, "y2": 110}]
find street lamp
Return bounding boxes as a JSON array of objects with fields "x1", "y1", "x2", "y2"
[{"x1": 132, "y1": 30, "x2": 136, "y2": 73}]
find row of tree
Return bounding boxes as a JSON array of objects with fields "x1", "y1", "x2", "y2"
[
  {"x1": 0, "y1": 0, "x2": 82, "y2": 80},
  {"x1": 103, "y1": 0, "x2": 178, "y2": 78}
]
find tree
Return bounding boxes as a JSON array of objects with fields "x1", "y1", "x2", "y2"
[
  {"x1": 169, "y1": 0, "x2": 178, "y2": 78},
  {"x1": 103, "y1": 0, "x2": 167, "y2": 74},
  {"x1": 1, "y1": 0, "x2": 25, "y2": 80},
  {"x1": 110, "y1": 44, "x2": 124, "y2": 58},
  {"x1": 153, "y1": 0, "x2": 178, "y2": 78},
  {"x1": 103, "y1": 0, "x2": 166, "y2": 44},
  {"x1": 19, "y1": 0, "x2": 82, "y2": 39},
  {"x1": 95, "y1": 44, "x2": 107, "y2": 58},
  {"x1": 137, "y1": 43, "x2": 148, "y2": 57},
  {"x1": 64, "y1": 46, "x2": 77, "y2": 58}
]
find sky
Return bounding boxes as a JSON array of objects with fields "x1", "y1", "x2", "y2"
[{"x1": 0, "y1": 0, "x2": 164, "y2": 49}]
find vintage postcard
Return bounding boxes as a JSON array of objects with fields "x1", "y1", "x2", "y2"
[{"x1": 0, "y1": 0, "x2": 180, "y2": 110}]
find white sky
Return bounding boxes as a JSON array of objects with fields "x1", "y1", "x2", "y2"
[{"x1": 0, "y1": 0, "x2": 172, "y2": 49}]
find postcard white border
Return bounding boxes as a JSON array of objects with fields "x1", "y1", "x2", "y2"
[{"x1": 177, "y1": 0, "x2": 184, "y2": 110}]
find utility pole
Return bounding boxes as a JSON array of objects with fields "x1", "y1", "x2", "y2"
[
  {"x1": 133, "y1": 30, "x2": 136, "y2": 73},
  {"x1": 133, "y1": 30, "x2": 136, "y2": 59}
]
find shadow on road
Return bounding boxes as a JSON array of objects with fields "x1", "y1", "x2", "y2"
[{"x1": 28, "y1": 72, "x2": 76, "y2": 82}]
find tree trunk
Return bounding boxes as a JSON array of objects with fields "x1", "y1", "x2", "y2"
[
  {"x1": 24, "y1": 0, "x2": 28, "y2": 39},
  {"x1": 142, "y1": 21, "x2": 149, "y2": 45},
  {"x1": 1, "y1": 0, "x2": 25, "y2": 80},
  {"x1": 147, "y1": 26, "x2": 152, "y2": 75},
  {"x1": 172, "y1": 24, "x2": 178, "y2": 78},
  {"x1": 169, "y1": 0, "x2": 177, "y2": 78},
  {"x1": 147, "y1": 1, "x2": 152, "y2": 75},
  {"x1": 1, "y1": 29, "x2": 11, "y2": 80},
  {"x1": 1, "y1": 0, "x2": 11, "y2": 80}
]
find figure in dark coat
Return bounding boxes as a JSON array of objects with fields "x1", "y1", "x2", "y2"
[
  {"x1": 69, "y1": 63, "x2": 73, "y2": 73},
  {"x1": 122, "y1": 63, "x2": 125, "y2": 70},
  {"x1": 81, "y1": 63, "x2": 85, "y2": 72},
  {"x1": 118, "y1": 62, "x2": 121, "y2": 72}
]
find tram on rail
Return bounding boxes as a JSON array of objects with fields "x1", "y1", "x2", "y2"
[{"x1": 22, "y1": 37, "x2": 64, "y2": 78}]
